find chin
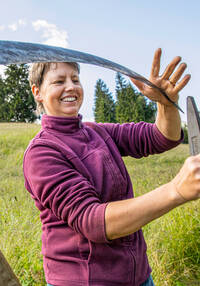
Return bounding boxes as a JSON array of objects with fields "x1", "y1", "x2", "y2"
[
  {"x1": 62, "y1": 111, "x2": 79, "y2": 117},
  {"x1": 56, "y1": 107, "x2": 77, "y2": 117}
]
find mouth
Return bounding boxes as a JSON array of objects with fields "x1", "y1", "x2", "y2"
[{"x1": 60, "y1": 96, "x2": 77, "y2": 102}]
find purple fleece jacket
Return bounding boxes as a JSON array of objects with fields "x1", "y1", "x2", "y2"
[{"x1": 23, "y1": 114, "x2": 183, "y2": 286}]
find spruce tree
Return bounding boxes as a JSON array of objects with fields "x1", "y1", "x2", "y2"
[
  {"x1": 3, "y1": 64, "x2": 36, "y2": 122},
  {"x1": 115, "y1": 73, "x2": 156, "y2": 123},
  {"x1": 115, "y1": 73, "x2": 130, "y2": 123},
  {"x1": 94, "y1": 79, "x2": 116, "y2": 123},
  {"x1": 116, "y1": 73, "x2": 140, "y2": 123}
]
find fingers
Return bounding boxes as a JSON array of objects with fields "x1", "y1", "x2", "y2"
[
  {"x1": 161, "y1": 56, "x2": 182, "y2": 80},
  {"x1": 150, "y1": 48, "x2": 162, "y2": 78},
  {"x1": 169, "y1": 63, "x2": 187, "y2": 85},
  {"x1": 173, "y1": 74, "x2": 191, "y2": 93},
  {"x1": 129, "y1": 77, "x2": 145, "y2": 92},
  {"x1": 150, "y1": 49, "x2": 188, "y2": 86},
  {"x1": 130, "y1": 49, "x2": 191, "y2": 102},
  {"x1": 160, "y1": 54, "x2": 191, "y2": 92},
  {"x1": 172, "y1": 154, "x2": 200, "y2": 202}
]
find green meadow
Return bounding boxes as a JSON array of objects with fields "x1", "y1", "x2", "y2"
[{"x1": 0, "y1": 123, "x2": 199, "y2": 286}]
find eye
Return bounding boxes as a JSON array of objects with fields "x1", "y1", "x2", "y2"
[
  {"x1": 72, "y1": 77, "x2": 80, "y2": 84},
  {"x1": 53, "y1": 80, "x2": 64, "y2": 84}
]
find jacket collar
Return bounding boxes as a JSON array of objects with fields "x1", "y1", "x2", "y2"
[{"x1": 41, "y1": 114, "x2": 83, "y2": 134}]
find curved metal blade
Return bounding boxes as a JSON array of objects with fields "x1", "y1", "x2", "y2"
[
  {"x1": 187, "y1": 96, "x2": 200, "y2": 155},
  {"x1": 0, "y1": 40, "x2": 183, "y2": 112}
]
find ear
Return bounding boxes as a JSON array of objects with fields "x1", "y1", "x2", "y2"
[{"x1": 32, "y1": 84, "x2": 43, "y2": 103}]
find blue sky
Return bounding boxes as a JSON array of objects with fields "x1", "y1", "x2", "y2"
[{"x1": 0, "y1": 0, "x2": 199, "y2": 122}]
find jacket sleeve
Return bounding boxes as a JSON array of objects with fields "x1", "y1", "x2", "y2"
[
  {"x1": 23, "y1": 142, "x2": 109, "y2": 243},
  {"x1": 98, "y1": 122, "x2": 183, "y2": 158}
]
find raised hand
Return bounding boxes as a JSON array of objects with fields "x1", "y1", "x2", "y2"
[{"x1": 130, "y1": 48, "x2": 191, "y2": 106}]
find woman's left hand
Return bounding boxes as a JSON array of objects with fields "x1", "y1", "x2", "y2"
[{"x1": 130, "y1": 48, "x2": 191, "y2": 106}]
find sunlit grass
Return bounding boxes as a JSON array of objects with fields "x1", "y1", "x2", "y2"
[{"x1": 0, "y1": 123, "x2": 43, "y2": 285}]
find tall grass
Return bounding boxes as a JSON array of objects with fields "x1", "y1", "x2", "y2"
[{"x1": 0, "y1": 123, "x2": 199, "y2": 286}]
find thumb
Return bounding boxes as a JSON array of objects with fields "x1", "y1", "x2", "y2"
[{"x1": 129, "y1": 77, "x2": 145, "y2": 92}]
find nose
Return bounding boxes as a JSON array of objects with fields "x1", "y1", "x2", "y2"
[{"x1": 64, "y1": 79, "x2": 75, "y2": 91}]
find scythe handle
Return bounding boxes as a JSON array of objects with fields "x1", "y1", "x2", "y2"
[{"x1": 0, "y1": 250, "x2": 21, "y2": 286}]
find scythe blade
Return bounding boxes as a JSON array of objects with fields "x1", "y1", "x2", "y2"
[{"x1": 0, "y1": 40, "x2": 183, "y2": 112}]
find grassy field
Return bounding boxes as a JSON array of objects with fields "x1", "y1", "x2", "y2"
[{"x1": 0, "y1": 123, "x2": 199, "y2": 286}]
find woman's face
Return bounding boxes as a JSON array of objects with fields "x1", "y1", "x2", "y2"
[{"x1": 34, "y1": 63, "x2": 84, "y2": 117}]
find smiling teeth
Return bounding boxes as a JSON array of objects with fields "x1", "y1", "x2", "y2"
[{"x1": 61, "y1": 97, "x2": 76, "y2": 102}]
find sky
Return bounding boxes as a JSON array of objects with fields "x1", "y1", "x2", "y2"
[{"x1": 0, "y1": 0, "x2": 199, "y2": 123}]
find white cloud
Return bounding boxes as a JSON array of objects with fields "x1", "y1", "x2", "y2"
[
  {"x1": 18, "y1": 19, "x2": 26, "y2": 27},
  {"x1": 8, "y1": 19, "x2": 26, "y2": 32},
  {"x1": 8, "y1": 23, "x2": 18, "y2": 31},
  {"x1": 32, "y1": 19, "x2": 68, "y2": 48}
]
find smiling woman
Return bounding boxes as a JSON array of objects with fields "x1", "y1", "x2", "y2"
[
  {"x1": 22, "y1": 50, "x2": 200, "y2": 286},
  {"x1": 29, "y1": 62, "x2": 82, "y2": 116}
]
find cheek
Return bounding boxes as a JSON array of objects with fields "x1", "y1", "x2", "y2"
[
  {"x1": 80, "y1": 91, "x2": 84, "y2": 104},
  {"x1": 77, "y1": 86, "x2": 84, "y2": 98},
  {"x1": 47, "y1": 87, "x2": 63, "y2": 99}
]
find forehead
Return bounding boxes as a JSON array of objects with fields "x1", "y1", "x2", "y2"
[{"x1": 47, "y1": 62, "x2": 78, "y2": 74}]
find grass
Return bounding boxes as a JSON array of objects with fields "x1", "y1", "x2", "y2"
[
  {"x1": 0, "y1": 123, "x2": 199, "y2": 286},
  {"x1": 0, "y1": 123, "x2": 44, "y2": 285}
]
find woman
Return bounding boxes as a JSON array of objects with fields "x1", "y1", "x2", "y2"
[{"x1": 23, "y1": 49, "x2": 200, "y2": 286}]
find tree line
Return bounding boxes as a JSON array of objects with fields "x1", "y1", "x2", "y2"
[
  {"x1": 94, "y1": 73, "x2": 157, "y2": 124},
  {"x1": 0, "y1": 64, "x2": 157, "y2": 124}
]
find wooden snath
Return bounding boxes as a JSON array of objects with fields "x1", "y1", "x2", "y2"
[{"x1": 0, "y1": 250, "x2": 21, "y2": 286}]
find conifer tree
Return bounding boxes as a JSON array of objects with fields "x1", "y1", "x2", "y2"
[
  {"x1": 3, "y1": 64, "x2": 36, "y2": 122},
  {"x1": 94, "y1": 79, "x2": 116, "y2": 123},
  {"x1": 115, "y1": 73, "x2": 130, "y2": 123},
  {"x1": 115, "y1": 73, "x2": 156, "y2": 123}
]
